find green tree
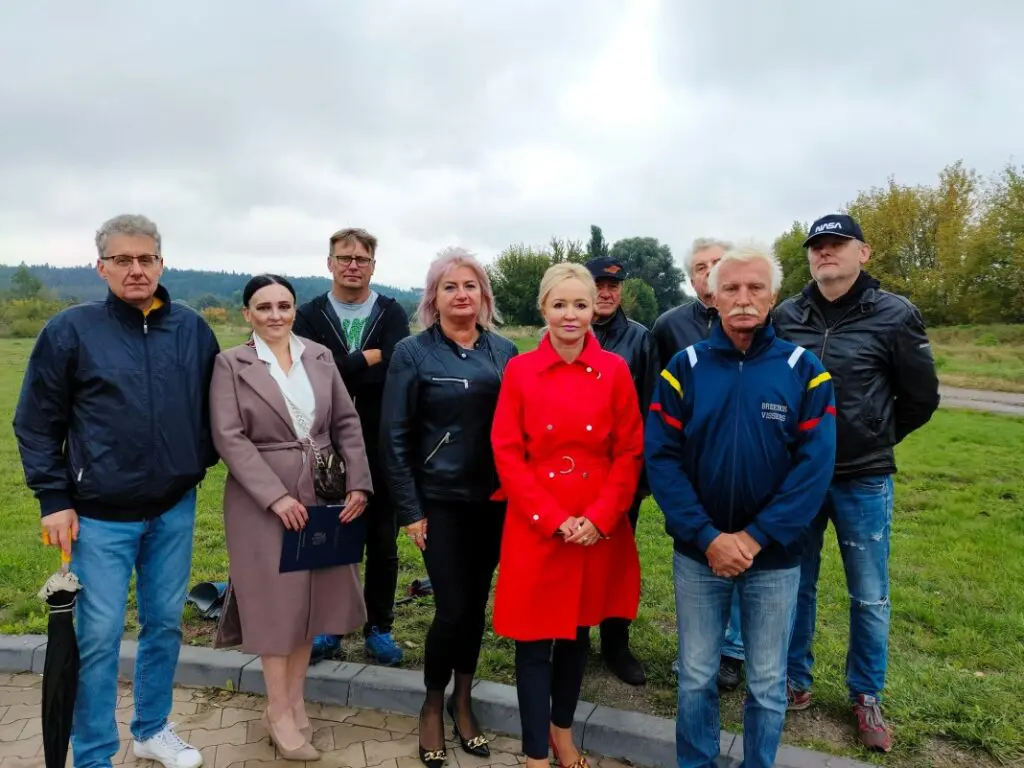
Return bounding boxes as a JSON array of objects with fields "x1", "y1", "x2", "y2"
[
  {"x1": 549, "y1": 237, "x2": 587, "y2": 264},
  {"x1": 773, "y1": 222, "x2": 810, "y2": 300},
  {"x1": 487, "y1": 244, "x2": 552, "y2": 326},
  {"x1": 621, "y1": 278, "x2": 658, "y2": 328},
  {"x1": 608, "y1": 237, "x2": 684, "y2": 314},
  {"x1": 10, "y1": 263, "x2": 43, "y2": 299},
  {"x1": 587, "y1": 225, "x2": 609, "y2": 262}
]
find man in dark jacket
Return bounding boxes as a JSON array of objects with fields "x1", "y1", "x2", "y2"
[
  {"x1": 13, "y1": 214, "x2": 220, "y2": 768},
  {"x1": 651, "y1": 238, "x2": 728, "y2": 366},
  {"x1": 652, "y1": 238, "x2": 747, "y2": 691},
  {"x1": 774, "y1": 214, "x2": 940, "y2": 752},
  {"x1": 293, "y1": 227, "x2": 411, "y2": 666},
  {"x1": 586, "y1": 256, "x2": 659, "y2": 687},
  {"x1": 646, "y1": 244, "x2": 836, "y2": 768}
]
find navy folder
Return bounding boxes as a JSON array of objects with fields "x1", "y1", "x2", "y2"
[{"x1": 279, "y1": 505, "x2": 367, "y2": 573}]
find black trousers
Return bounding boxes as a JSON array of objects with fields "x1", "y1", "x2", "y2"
[
  {"x1": 421, "y1": 500, "x2": 505, "y2": 691},
  {"x1": 599, "y1": 497, "x2": 642, "y2": 651},
  {"x1": 515, "y1": 627, "x2": 591, "y2": 760},
  {"x1": 363, "y1": 467, "x2": 399, "y2": 636}
]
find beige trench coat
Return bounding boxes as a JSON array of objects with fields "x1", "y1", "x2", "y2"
[{"x1": 210, "y1": 338, "x2": 373, "y2": 655}]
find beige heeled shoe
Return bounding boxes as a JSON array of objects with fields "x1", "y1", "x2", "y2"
[{"x1": 262, "y1": 711, "x2": 320, "y2": 761}]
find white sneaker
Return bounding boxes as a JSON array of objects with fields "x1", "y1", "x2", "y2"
[{"x1": 133, "y1": 723, "x2": 203, "y2": 768}]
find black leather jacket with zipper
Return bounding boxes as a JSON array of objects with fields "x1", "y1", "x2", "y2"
[
  {"x1": 379, "y1": 324, "x2": 519, "y2": 525},
  {"x1": 773, "y1": 274, "x2": 940, "y2": 480}
]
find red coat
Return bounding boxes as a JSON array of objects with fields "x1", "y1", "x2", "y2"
[{"x1": 490, "y1": 332, "x2": 643, "y2": 641}]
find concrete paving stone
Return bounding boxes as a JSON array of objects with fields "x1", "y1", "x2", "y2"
[
  {"x1": 0, "y1": 759, "x2": 46, "y2": 768},
  {"x1": 175, "y1": 645, "x2": 256, "y2": 690},
  {"x1": 0, "y1": 706, "x2": 36, "y2": 727},
  {"x1": 174, "y1": 704, "x2": 224, "y2": 732},
  {"x1": 0, "y1": 637, "x2": 45, "y2": 676},
  {"x1": 449, "y1": 747, "x2": 521, "y2": 768},
  {"x1": 306, "y1": 702, "x2": 359, "y2": 723},
  {"x1": 222, "y1": 707, "x2": 264, "y2": 728},
  {"x1": 187, "y1": 722, "x2": 250, "y2": 749},
  {"x1": 0, "y1": 719, "x2": 27, "y2": 742},
  {"x1": 316, "y1": 741, "x2": 367, "y2": 768},
  {"x1": 331, "y1": 724, "x2": 395, "y2": 751},
  {"x1": 0, "y1": 735, "x2": 41, "y2": 760},
  {"x1": 214, "y1": 739, "x2": 277, "y2": 768},
  {"x1": 363, "y1": 734, "x2": 419, "y2": 765},
  {"x1": 3, "y1": 676, "x2": 40, "y2": 690},
  {"x1": 0, "y1": 689, "x2": 39, "y2": 707},
  {"x1": 581, "y1": 705, "x2": 682, "y2": 768}
]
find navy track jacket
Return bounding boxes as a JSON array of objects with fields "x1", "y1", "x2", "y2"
[{"x1": 645, "y1": 319, "x2": 837, "y2": 570}]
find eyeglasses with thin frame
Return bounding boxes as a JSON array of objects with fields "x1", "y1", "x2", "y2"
[
  {"x1": 101, "y1": 254, "x2": 162, "y2": 269},
  {"x1": 332, "y1": 255, "x2": 373, "y2": 267}
]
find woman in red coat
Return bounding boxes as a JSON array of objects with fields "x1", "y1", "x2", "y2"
[{"x1": 490, "y1": 262, "x2": 644, "y2": 768}]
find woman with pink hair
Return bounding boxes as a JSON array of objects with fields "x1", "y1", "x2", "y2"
[{"x1": 379, "y1": 247, "x2": 518, "y2": 768}]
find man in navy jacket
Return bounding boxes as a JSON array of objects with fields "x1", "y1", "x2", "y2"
[
  {"x1": 645, "y1": 243, "x2": 836, "y2": 768},
  {"x1": 13, "y1": 214, "x2": 220, "y2": 768}
]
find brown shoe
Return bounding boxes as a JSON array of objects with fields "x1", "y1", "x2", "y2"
[
  {"x1": 786, "y1": 681, "x2": 812, "y2": 711},
  {"x1": 852, "y1": 695, "x2": 892, "y2": 752}
]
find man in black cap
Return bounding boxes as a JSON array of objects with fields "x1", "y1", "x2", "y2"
[
  {"x1": 585, "y1": 255, "x2": 659, "y2": 686},
  {"x1": 773, "y1": 213, "x2": 940, "y2": 752}
]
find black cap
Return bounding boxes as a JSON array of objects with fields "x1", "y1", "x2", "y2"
[
  {"x1": 803, "y1": 214, "x2": 865, "y2": 247},
  {"x1": 586, "y1": 256, "x2": 627, "y2": 282}
]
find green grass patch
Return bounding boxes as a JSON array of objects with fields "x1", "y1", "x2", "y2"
[{"x1": 1, "y1": 333, "x2": 1022, "y2": 766}]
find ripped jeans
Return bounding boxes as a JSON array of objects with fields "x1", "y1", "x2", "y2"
[{"x1": 787, "y1": 475, "x2": 894, "y2": 701}]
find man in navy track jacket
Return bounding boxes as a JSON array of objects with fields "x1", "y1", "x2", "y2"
[{"x1": 645, "y1": 243, "x2": 836, "y2": 768}]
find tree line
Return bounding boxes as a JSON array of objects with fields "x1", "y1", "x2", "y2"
[{"x1": 488, "y1": 160, "x2": 1024, "y2": 328}]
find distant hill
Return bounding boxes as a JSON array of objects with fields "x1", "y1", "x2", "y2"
[{"x1": 0, "y1": 263, "x2": 422, "y2": 313}]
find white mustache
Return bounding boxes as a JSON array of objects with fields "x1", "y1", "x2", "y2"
[{"x1": 728, "y1": 306, "x2": 761, "y2": 317}]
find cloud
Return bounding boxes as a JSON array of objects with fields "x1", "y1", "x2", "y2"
[{"x1": 1, "y1": 0, "x2": 1021, "y2": 289}]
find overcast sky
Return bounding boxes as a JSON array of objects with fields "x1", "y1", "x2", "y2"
[{"x1": 1, "y1": 1, "x2": 1021, "y2": 289}]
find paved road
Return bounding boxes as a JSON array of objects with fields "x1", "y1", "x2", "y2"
[{"x1": 940, "y1": 385, "x2": 1024, "y2": 417}]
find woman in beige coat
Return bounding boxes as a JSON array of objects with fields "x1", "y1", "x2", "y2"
[{"x1": 210, "y1": 274, "x2": 373, "y2": 760}]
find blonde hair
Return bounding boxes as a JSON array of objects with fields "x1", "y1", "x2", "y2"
[{"x1": 537, "y1": 262, "x2": 597, "y2": 310}]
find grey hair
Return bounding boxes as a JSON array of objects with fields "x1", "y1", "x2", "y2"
[
  {"x1": 683, "y1": 237, "x2": 732, "y2": 278},
  {"x1": 707, "y1": 242, "x2": 783, "y2": 295},
  {"x1": 95, "y1": 214, "x2": 162, "y2": 259}
]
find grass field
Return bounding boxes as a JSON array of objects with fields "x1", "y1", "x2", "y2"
[{"x1": 1, "y1": 331, "x2": 1023, "y2": 767}]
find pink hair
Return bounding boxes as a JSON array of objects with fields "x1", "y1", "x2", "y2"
[{"x1": 417, "y1": 247, "x2": 502, "y2": 330}]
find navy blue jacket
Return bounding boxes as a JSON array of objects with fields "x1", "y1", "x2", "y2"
[
  {"x1": 13, "y1": 286, "x2": 221, "y2": 521},
  {"x1": 645, "y1": 320, "x2": 837, "y2": 570}
]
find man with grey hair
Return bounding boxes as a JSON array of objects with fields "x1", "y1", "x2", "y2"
[
  {"x1": 646, "y1": 243, "x2": 836, "y2": 768},
  {"x1": 14, "y1": 214, "x2": 220, "y2": 768},
  {"x1": 651, "y1": 238, "x2": 730, "y2": 365},
  {"x1": 652, "y1": 237, "x2": 746, "y2": 691}
]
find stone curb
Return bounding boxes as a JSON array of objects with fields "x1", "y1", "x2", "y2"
[{"x1": 0, "y1": 634, "x2": 872, "y2": 768}]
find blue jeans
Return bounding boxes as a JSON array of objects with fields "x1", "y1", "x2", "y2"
[
  {"x1": 788, "y1": 475, "x2": 894, "y2": 701},
  {"x1": 722, "y1": 591, "x2": 744, "y2": 661},
  {"x1": 71, "y1": 490, "x2": 197, "y2": 768},
  {"x1": 673, "y1": 552, "x2": 799, "y2": 768}
]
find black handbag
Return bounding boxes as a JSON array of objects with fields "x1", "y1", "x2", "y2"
[{"x1": 312, "y1": 444, "x2": 347, "y2": 501}]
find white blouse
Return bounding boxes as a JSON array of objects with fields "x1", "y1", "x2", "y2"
[{"x1": 253, "y1": 332, "x2": 317, "y2": 440}]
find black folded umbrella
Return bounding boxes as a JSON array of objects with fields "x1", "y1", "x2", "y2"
[{"x1": 37, "y1": 549, "x2": 82, "y2": 768}]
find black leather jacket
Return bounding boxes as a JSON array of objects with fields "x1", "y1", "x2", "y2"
[
  {"x1": 774, "y1": 275, "x2": 940, "y2": 479},
  {"x1": 652, "y1": 300, "x2": 718, "y2": 365},
  {"x1": 380, "y1": 324, "x2": 519, "y2": 525},
  {"x1": 593, "y1": 308, "x2": 659, "y2": 416}
]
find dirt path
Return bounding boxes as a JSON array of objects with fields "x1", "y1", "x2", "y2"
[{"x1": 939, "y1": 385, "x2": 1024, "y2": 417}]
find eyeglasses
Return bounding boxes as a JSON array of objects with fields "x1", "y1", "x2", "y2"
[
  {"x1": 332, "y1": 255, "x2": 373, "y2": 267},
  {"x1": 101, "y1": 254, "x2": 161, "y2": 269}
]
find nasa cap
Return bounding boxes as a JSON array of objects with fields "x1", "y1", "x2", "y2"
[{"x1": 803, "y1": 214, "x2": 866, "y2": 247}]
